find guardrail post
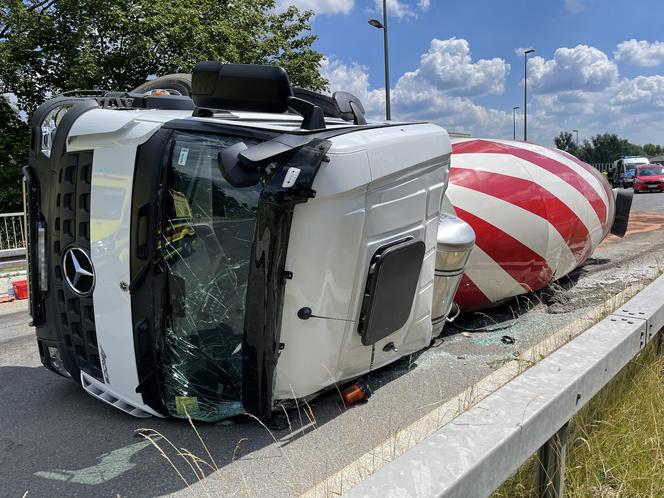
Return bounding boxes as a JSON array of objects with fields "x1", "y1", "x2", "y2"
[{"x1": 536, "y1": 423, "x2": 568, "y2": 498}]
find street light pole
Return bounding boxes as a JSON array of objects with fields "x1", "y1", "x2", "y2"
[
  {"x1": 382, "y1": 0, "x2": 391, "y2": 120},
  {"x1": 512, "y1": 106, "x2": 520, "y2": 140},
  {"x1": 368, "y1": 0, "x2": 391, "y2": 120},
  {"x1": 523, "y1": 49, "x2": 535, "y2": 142}
]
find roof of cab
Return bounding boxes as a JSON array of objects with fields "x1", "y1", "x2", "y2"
[{"x1": 65, "y1": 105, "x2": 406, "y2": 152}]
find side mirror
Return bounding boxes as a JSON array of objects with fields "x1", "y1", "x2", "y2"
[
  {"x1": 333, "y1": 91, "x2": 366, "y2": 125},
  {"x1": 218, "y1": 142, "x2": 260, "y2": 187}
]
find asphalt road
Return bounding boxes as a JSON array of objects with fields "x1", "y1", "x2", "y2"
[{"x1": 2, "y1": 191, "x2": 664, "y2": 497}]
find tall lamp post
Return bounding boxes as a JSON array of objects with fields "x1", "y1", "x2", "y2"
[
  {"x1": 572, "y1": 129, "x2": 579, "y2": 146},
  {"x1": 369, "y1": 0, "x2": 391, "y2": 120},
  {"x1": 512, "y1": 106, "x2": 520, "y2": 140},
  {"x1": 523, "y1": 49, "x2": 535, "y2": 141}
]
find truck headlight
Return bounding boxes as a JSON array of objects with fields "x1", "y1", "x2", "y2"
[{"x1": 40, "y1": 104, "x2": 72, "y2": 157}]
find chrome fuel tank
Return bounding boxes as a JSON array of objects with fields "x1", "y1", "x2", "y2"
[{"x1": 432, "y1": 213, "x2": 475, "y2": 333}]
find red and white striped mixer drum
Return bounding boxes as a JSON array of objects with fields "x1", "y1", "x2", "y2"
[{"x1": 447, "y1": 138, "x2": 616, "y2": 311}]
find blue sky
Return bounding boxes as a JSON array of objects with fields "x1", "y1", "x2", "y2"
[{"x1": 281, "y1": 0, "x2": 664, "y2": 145}]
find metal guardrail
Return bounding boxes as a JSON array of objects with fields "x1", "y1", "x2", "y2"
[
  {"x1": 0, "y1": 212, "x2": 26, "y2": 251},
  {"x1": 345, "y1": 273, "x2": 664, "y2": 498}
]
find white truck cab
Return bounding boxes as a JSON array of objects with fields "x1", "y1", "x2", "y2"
[{"x1": 24, "y1": 62, "x2": 474, "y2": 421}]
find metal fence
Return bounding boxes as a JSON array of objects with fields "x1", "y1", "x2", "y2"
[
  {"x1": 591, "y1": 162, "x2": 612, "y2": 173},
  {"x1": 0, "y1": 211, "x2": 27, "y2": 270},
  {"x1": 345, "y1": 274, "x2": 664, "y2": 498},
  {"x1": 0, "y1": 212, "x2": 26, "y2": 251}
]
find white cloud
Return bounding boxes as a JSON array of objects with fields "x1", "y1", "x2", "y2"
[
  {"x1": 321, "y1": 38, "x2": 513, "y2": 137},
  {"x1": 409, "y1": 38, "x2": 510, "y2": 97},
  {"x1": 323, "y1": 40, "x2": 664, "y2": 146},
  {"x1": 390, "y1": 83, "x2": 512, "y2": 137},
  {"x1": 529, "y1": 73, "x2": 664, "y2": 144},
  {"x1": 374, "y1": 0, "x2": 415, "y2": 19},
  {"x1": 527, "y1": 45, "x2": 618, "y2": 94},
  {"x1": 521, "y1": 45, "x2": 664, "y2": 144},
  {"x1": 320, "y1": 57, "x2": 385, "y2": 113},
  {"x1": 614, "y1": 39, "x2": 664, "y2": 67},
  {"x1": 276, "y1": 0, "x2": 354, "y2": 15},
  {"x1": 564, "y1": 0, "x2": 584, "y2": 14},
  {"x1": 514, "y1": 47, "x2": 535, "y2": 57},
  {"x1": 611, "y1": 75, "x2": 664, "y2": 109},
  {"x1": 371, "y1": 0, "x2": 431, "y2": 20}
]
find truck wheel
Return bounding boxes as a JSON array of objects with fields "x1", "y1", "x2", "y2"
[{"x1": 132, "y1": 73, "x2": 192, "y2": 96}]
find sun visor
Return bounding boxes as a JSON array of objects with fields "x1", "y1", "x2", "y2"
[{"x1": 191, "y1": 61, "x2": 293, "y2": 113}]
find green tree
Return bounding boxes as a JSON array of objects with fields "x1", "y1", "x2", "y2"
[
  {"x1": 643, "y1": 143, "x2": 664, "y2": 158},
  {"x1": 0, "y1": 0, "x2": 327, "y2": 113},
  {"x1": 0, "y1": 0, "x2": 327, "y2": 212},
  {"x1": 554, "y1": 131, "x2": 580, "y2": 157},
  {"x1": 574, "y1": 133, "x2": 643, "y2": 164},
  {"x1": 0, "y1": 96, "x2": 28, "y2": 212}
]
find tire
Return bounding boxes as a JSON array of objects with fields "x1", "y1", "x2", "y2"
[
  {"x1": 132, "y1": 73, "x2": 193, "y2": 96},
  {"x1": 610, "y1": 189, "x2": 633, "y2": 237}
]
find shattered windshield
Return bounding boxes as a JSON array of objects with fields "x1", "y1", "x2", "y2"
[{"x1": 159, "y1": 131, "x2": 260, "y2": 421}]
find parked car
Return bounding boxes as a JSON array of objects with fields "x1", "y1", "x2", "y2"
[
  {"x1": 633, "y1": 164, "x2": 664, "y2": 193},
  {"x1": 608, "y1": 156, "x2": 650, "y2": 188}
]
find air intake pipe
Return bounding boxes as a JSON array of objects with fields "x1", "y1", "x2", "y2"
[{"x1": 432, "y1": 213, "x2": 476, "y2": 334}]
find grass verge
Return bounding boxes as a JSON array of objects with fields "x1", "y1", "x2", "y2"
[{"x1": 493, "y1": 337, "x2": 664, "y2": 498}]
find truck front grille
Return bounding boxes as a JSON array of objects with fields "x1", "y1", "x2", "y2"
[{"x1": 51, "y1": 151, "x2": 103, "y2": 381}]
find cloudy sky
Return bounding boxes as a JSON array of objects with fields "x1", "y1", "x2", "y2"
[{"x1": 280, "y1": 0, "x2": 664, "y2": 146}]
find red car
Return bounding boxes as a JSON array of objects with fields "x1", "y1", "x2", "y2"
[{"x1": 633, "y1": 164, "x2": 664, "y2": 193}]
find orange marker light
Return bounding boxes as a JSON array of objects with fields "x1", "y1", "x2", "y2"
[{"x1": 341, "y1": 380, "x2": 373, "y2": 407}]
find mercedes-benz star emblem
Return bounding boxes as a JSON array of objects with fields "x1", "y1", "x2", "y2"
[{"x1": 63, "y1": 247, "x2": 95, "y2": 295}]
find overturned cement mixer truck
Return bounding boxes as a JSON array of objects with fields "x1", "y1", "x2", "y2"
[{"x1": 23, "y1": 62, "x2": 632, "y2": 422}]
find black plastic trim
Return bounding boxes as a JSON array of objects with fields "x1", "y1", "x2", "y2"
[
  {"x1": 22, "y1": 166, "x2": 44, "y2": 325},
  {"x1": 129, "y1": 127, "x2": 174, "y2": 413},
  {"x1": 241, "y1": 138, "x2": 332, "y2": 420},
  {"x1": 28, "y1": 97, "x2": 104, "y2": 381},
  {"x1": 161, "y1": 119, "x2": 280, "y2": 141}
]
